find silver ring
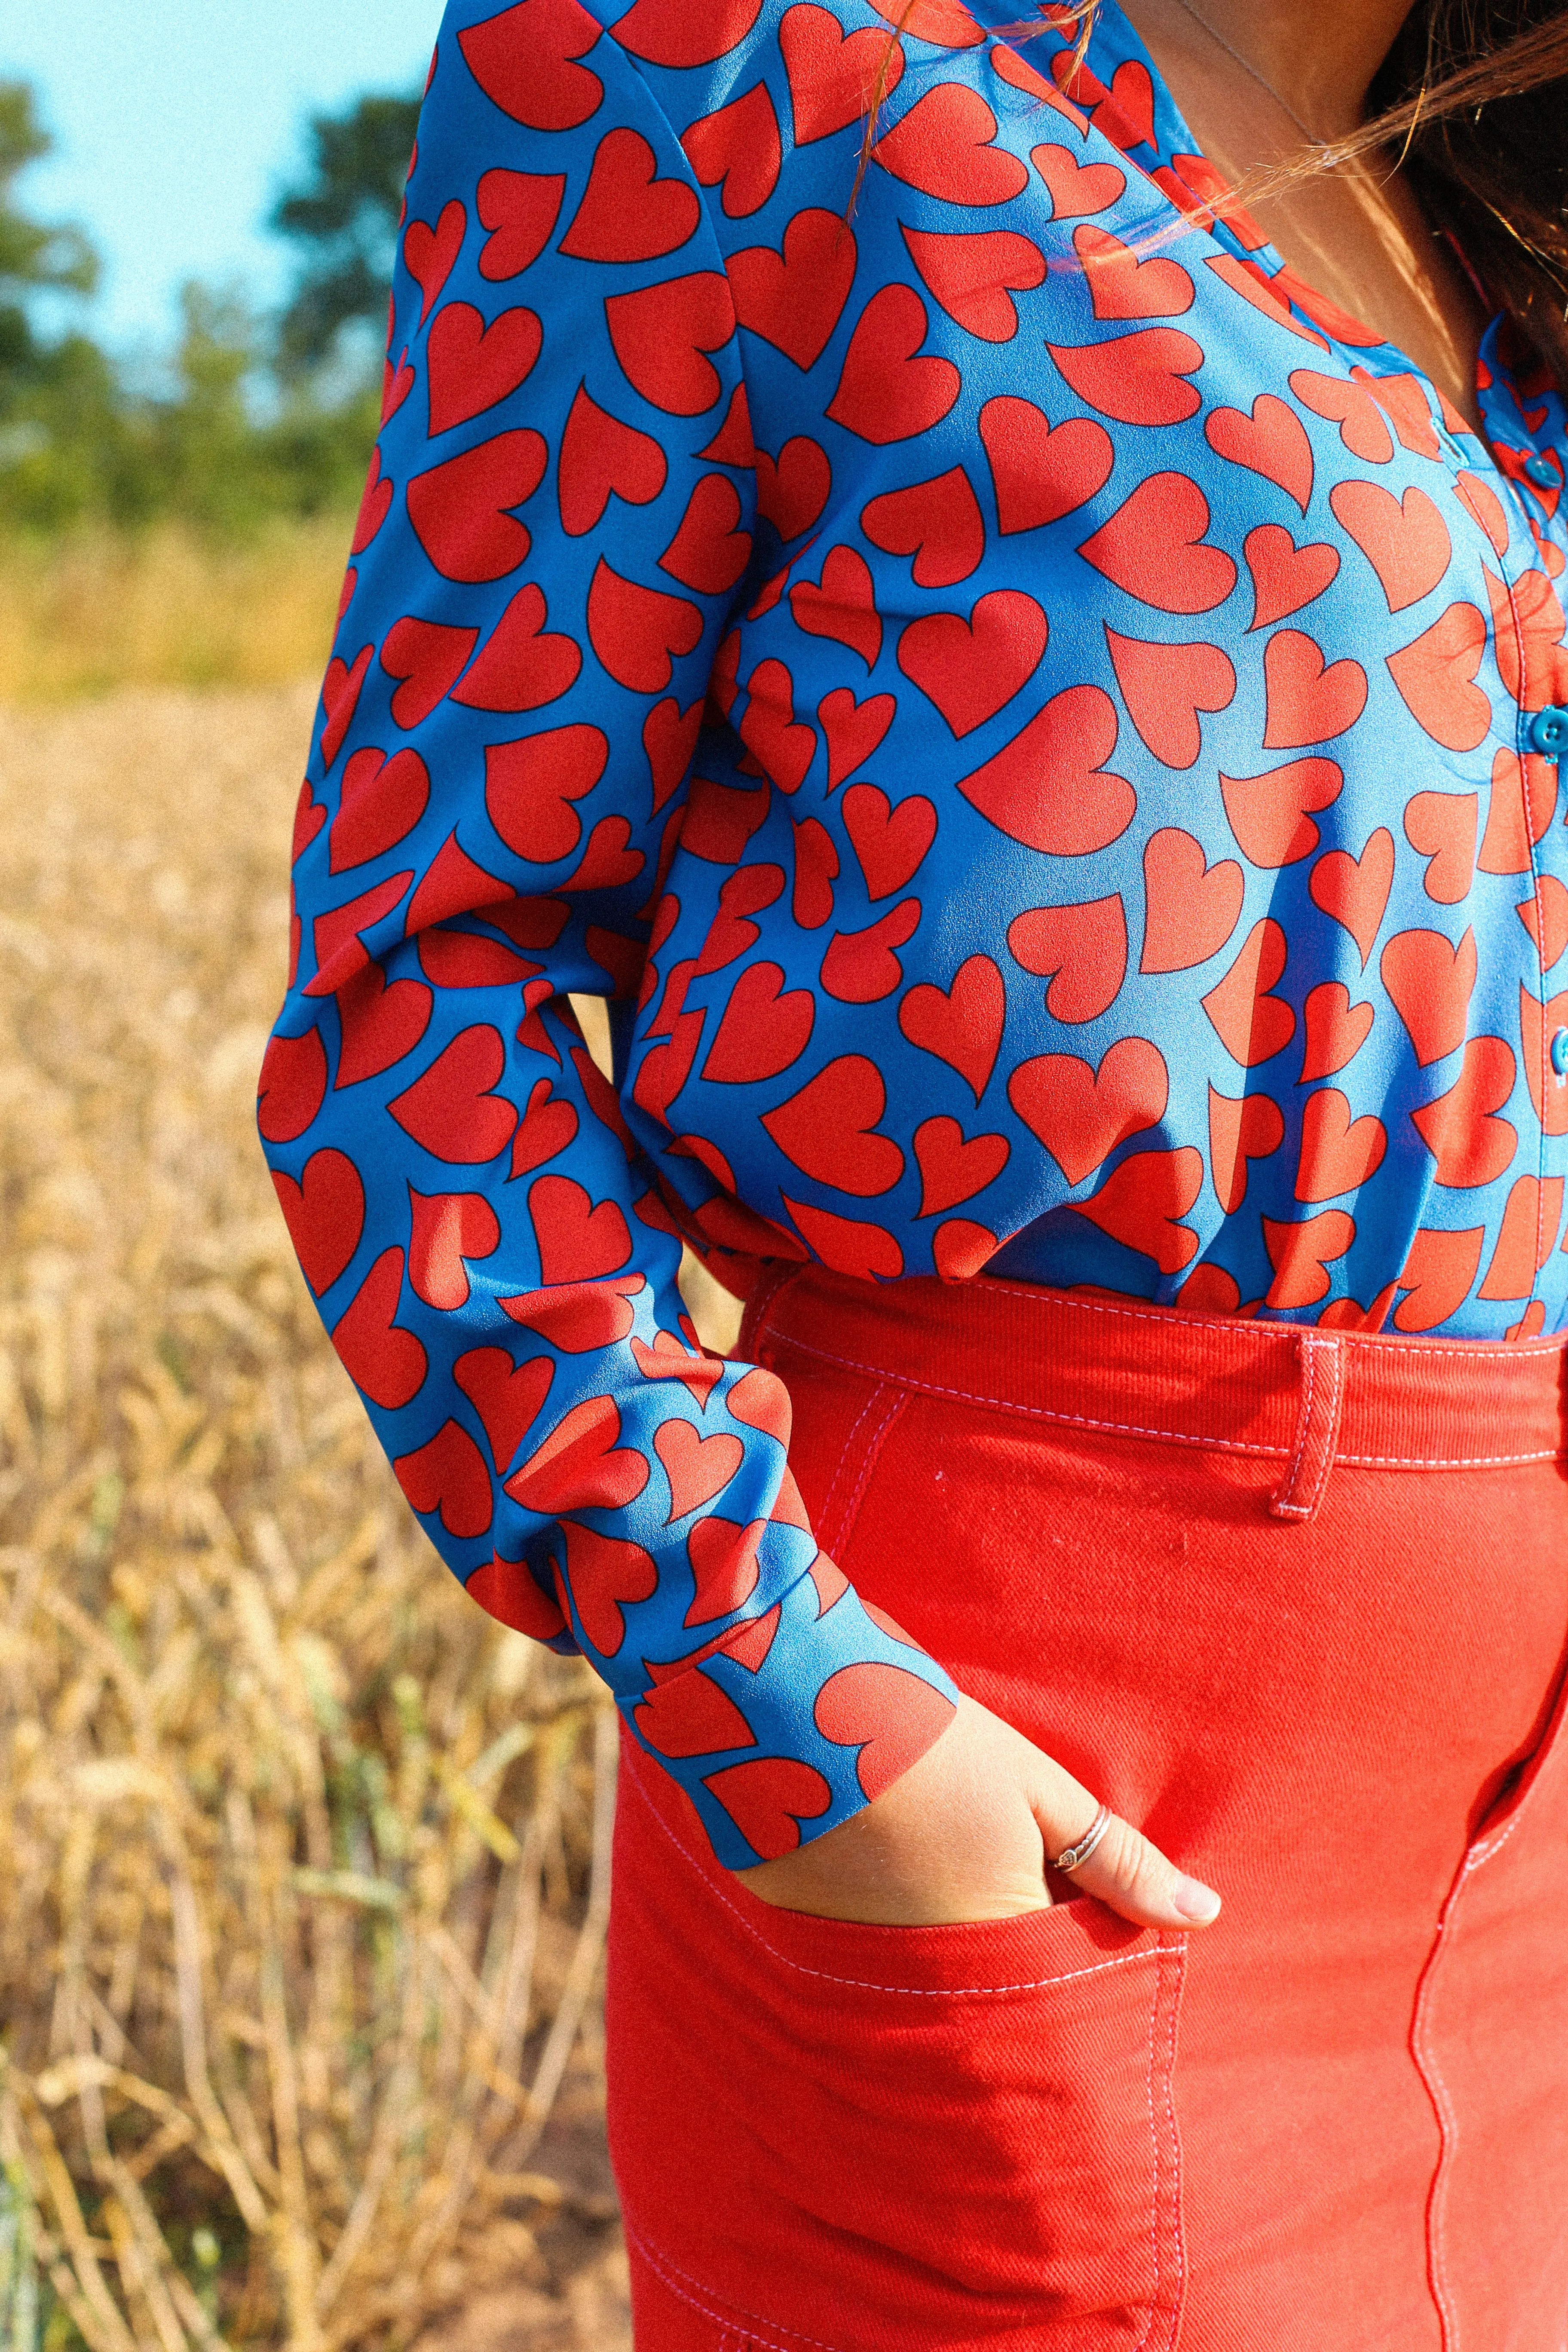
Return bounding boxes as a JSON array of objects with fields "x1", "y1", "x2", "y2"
[{"x1": 1052, "y1": 1800, "x2": 1112, "y2": 1875}]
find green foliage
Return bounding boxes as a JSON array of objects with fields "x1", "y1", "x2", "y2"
[{"x1": 273, "y1": 90, "x2": 423, "y2": 374}]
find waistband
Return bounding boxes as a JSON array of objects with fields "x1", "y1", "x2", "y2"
[{"x1": 743, "y1": 1270, "x2": 1568, "y2": 1523}]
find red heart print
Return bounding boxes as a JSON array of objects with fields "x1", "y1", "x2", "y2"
[
  {"x1": 403, "y1": 199, "x2": 466, "y2": 323},
  {"x1": 1454, "y1": 470, "x2": 1510, "y2": 557},
  {"x1": 1243, "y1": 525, "x2": 1340, "y2": 630},
  {"x1": 1007, "y1": 1035, "x2": 1169, "y2": 1185},
  {"x1": 611, "y1": 0, "x2": 764, "y2": 66},
  {"x1": 1139, "y1": 828, "x2": 1244, "y2": 973},
  {"x1": 720, "y1": 1367, "x2": 792, "y2": 1451},
  {"x1": 1263, "y1": 629, "x2": 1369, "y2": 748},
  {"x1": 505, "y1": 1394, "x2": 650, "y2": 1516},
  {"x1": 382, "y1": 351, "x2": 416, "y2": 422},
  {"x1": 1008, "y1": 894, "x2": 1128, "y2": 1023},
  {"x1": 293, "y1": 781, "x2": 327, "y2": 863},
  {"x1": 738, "y1": 656, "x2": 816, "y2": 792},
  {"x1": 308, "y1": 870, "x2": 413, "y2": 996},
  {"x1": 426, "y1": 303, "x2": 541, "y2": 436},
  {"x1": 820, "y1": 898, "x2": 921, "y2": 1001},
  {"x1": 977, "y1": 395, "x2": 1113, "y2": 536},
  {"x1": 557, "y1": 383, "x2": 667, "y2": 536},
  {"x1": 872, "y1": 84, "x2": 1026, "y2": 205},
  {"x1": 1301, "y1": 983, "x2": 1375, "y2": 1081},
  {"x1": 529, "y1": 1171, "x2": 633, "y2": 1281},
  {"x1": 1289, "y1": 368, "x2": 1395, "y2": 463},
  {"x1": 407, "y1": 1188, "x2": 501, "y2": 1311},
  {"x1": 860, "y1": 465, "x2": 984, "y2": 586},
  {"x1": 1104, "y1": 631, "x2": 1235, "y2": 768},
  {"x1": 727, "y1": 207, "x2": 857, "y2": 370},
  {"x1": 912, "y1": 1116, "x2": 1009, "y2": 1215},
  {"x1": 451, "y1": 582, "x2": 582, "y2": 712},
  {"x1": 815, "y1": 1662, "x2": 957, "y2": 1798},
  {"x1": 828, "y1": 285, "x2": 962, "y2": 444},
  {"x1": 685, "y1": 1511, "x2": 768, "y2": 1625},
  {"x1": 655, "y1": 1419, "x2": 744, "y2": 1519},
  {"x1": 755, "y1": 434, "x2": 831, "y2": 539},
  {"x1": 1379, "y1": 926, "x2": 1478, "y2": 1067},
  {"x1": 477, "y1": 165, "x2": 566, "y2": 279},
  {"x1": 419, "y1": 929, "x2": 537, "y2": 992},
  {"x1": 643, "y1": 693, "x2": 705, "y2": 812},
  {"x1": 1262, "y1": 1210, "x2": 1357, "y2": 1311},
  {"x1": 1204, "y1": 394, "x2": 1315, "y2": 515},
  {"x1": 351, "y1": 446, "x2": 393, "y2": 554},
  {"x1": 660, "y1": 474, "x2": 753, "y2": 594},
  {"x1": 1329, "y1": 481, "x2": 1451, "y2": 613},
  {"x1": 703, "y1": 960, "x2": 816, "y2": 1080},
  {"x1": 1516, "y1": 874, "x2": 1568, "y2": 970},
  {"x1": 898, "y1": 953, "x2": 1005, "y2": 1101},
  {"x1": 604, "y1": 272, "x2": 737, "y2": 415},
  {"x1": 394, "y1": 1421, "x2": 493, "y2": 1539},
  {"x1": 901, "y1": 225, "x2": 1046, "y2": 342},
  {"x1": 321, "y1": 643, "x2": 373, "y2": 767},
  {"x1": 1207, "y1": 1086, "x2": 1284, "y2": 1213},
  {"x1": 455, "y1": 1345, "x2": 554, "y2": 1473},
  {"x1": 1519, "y1": 984, "x2": 1568, "y2": 1136},
  {"x1": 556, "y1": 1525, "x2": 657, "y2": 1655},
  {"x1": 692, "y1": 863, "x2": 786, "y2": 975},
  {"x1": 1074, "y1": 1147, "x2": 1204, "y2": 1274},
  {"x1": 1483, "y1": 565, "x2": 1568, "y2": 706},
  {"x1": 897, "y1": 590, "x2": 1047, "y2": 737},
  {"x1": 272, "y1": 1148, "x2": 364, "y2": 1294},
  {"x1": 1360, "y1": 367, "x2": 1442, "y2": 456},
  {"x1": 1205, "y1": 253, "x2": 1332, "y2": 351},
  {"x1": 505, "y1": 1073, "x2": 580, "y2": 1173},
  {"x1": 400, "y1": 823, "x2": 509, "y2": 938},
  {"x1": 1409, "y1": 1036, "x2": 1518, "y2": 1185},
  {"x1": 634, "y1": 1664, "x2": 756, "y2": 1758},
  {"x1": 682, "y1": 775, "x2": 769, "y2": 864},
  {"x1": 629, "y1": 1326, "x2": 726, "y2": 1406},
  {"x1": 332, "y1": 1246, "x2": 428, "y2": 1408},
  {"x1": 762, "y1": 1054, "x2": 904, "y2": 1194},
  {"x1": 1201, "y1": 918, "x2": 1295, "y2": 1065},
  {"x1": 818, "y1": 687, "x2": 896, "y2": 790},
  {"x1": 1295, "y1": 1087, "x2": 1387, "y2": 1202},
  {"x1": 1392, "y1": 1225, "x2": 1486, "y2": 1332},
  {"x1": 782, "y1": 1194, "x2": 904, "y2": 1277},
  {"x1": 791, "y1": 547, "x2": 882, "y2": 669},
  {"x1": 1031, "y1": 141, "x2": 1124, "y2": 218},
  {"x1": 379, "y1": 618, "x2": 480, "y2": 729},
  {"x1": 1073, "y1": 224, "x2": 1194, "y2": 321},
  {"x1": 466, "y1": 1553, "x2": 566, "y2": 1641},
  {"x1": 484, "y1": 724, "x2": 606, "y2": 862},
  {"x1": 1078, "y1": 472, "x2": 1237, "y2": 613},
  {"x1": 331, "y1": 747, "x2": 429, "y2": 872},
  {"x1": 1049, "y1": 328, "x2": 1204, "y2": 427},
  {"x1": 558, "y1": 814, "x2": 645, "y2": 893},
  {"x1": 1478, "y1": 748, "x2": 1557, "y2": 877},
  {"x1": 866, "y1": 0, "x2": 984, "y2": 45},
  {"x1": 560, "y1": 127, "x2": 701, "y2": 263},
  {"x1": 389, "y1": 1026, "x2": 520, "y2": 1161},
  {"x1": 932, "y1": 1217, "x2": 998, "y2": 1279},
  {"x1": 780, "y1": 2, "x2": 903, "y2": 143},
  {"x1": 334, "y1": 964, "x2": 433, "y2": 1087},
  {"x1": 1088, "y1": 56, "x2": 1158, "y2": 147},
  {"x1": 956, "y1": 684, "x2": 1135, "y2": 855},
  {"x1": 406, "y1": 429, "x2": 547, "y2": 582},
  {"x1": 842, "y1": 784, "x2": 937, "y2": 897},
  {"x1": 681, "y1": 82, "x2": 782, "y2": 218},
  {"x1": 588, "y1": 558, "x2": 703, "y2": 691},
  {"x1": 1478, "y1": 1179, "x2": 1562, "y2": 1306},
  {"x1": 702, "y1": 1756, "x2": 832, "y2": 1858},
  {"x1": 258, "y1": 1028, "x2": 327, "y2": 1143},
  {"x1": 1308, "y1": 828, "x2": 1395, "y2": 966},
  {"x1": 458, "y1": 0, "x2": 604, "y2": 131},
  {"x1": 1220, "y1": 757, "x2": 1342, "y2": 869},
  {"x1": 501, "y1": 1274, "x2": 643, "y2": 1350}
]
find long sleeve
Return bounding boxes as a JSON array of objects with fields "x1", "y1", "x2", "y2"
[{"x1": 258, "y1": 0, "x2": 958, "y2": 1869}]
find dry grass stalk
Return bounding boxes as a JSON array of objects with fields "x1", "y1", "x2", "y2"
[{"x1": 0, "y1": 686, "x2": 641, "y2": 2350}]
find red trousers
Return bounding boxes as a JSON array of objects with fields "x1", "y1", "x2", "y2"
[{"x1": 607, "y1": 1271, "x2": 1568, "y2": 2349}]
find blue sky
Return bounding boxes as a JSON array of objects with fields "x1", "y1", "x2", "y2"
[{"x1": 5, "y1": 0, "x2": 447, "y2": 354}]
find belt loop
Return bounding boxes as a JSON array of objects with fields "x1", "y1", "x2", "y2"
[{"x1": 1269, "y1": 1332, "x2": 1346, "y2": 1522}]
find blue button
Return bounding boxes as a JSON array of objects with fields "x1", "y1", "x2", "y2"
[
  {"x1": 1525, "y1": 454, "x2": 1561, "y2": 488},
  {"x1": 1530, "y1": 706, "x2": 1568, "y2": 758},
  {"x1": 1552, "y1": 1028, "x2": 1568, "y2": 1080}
]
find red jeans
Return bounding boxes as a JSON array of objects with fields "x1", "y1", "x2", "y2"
[{"x1": 607, "y1": 1271, "x2": 1568, "y2": 2349}]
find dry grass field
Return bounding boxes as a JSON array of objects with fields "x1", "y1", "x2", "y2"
[{"x1": 0, "y1": 682, "x2": 680, "y2": 2352}]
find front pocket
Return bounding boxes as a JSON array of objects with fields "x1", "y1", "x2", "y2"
[{"x1": 607, "y1": 1742, "x2": 1187, "y2": 2352}]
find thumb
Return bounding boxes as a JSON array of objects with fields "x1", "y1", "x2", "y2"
[{"x1": 1029, "y1": 1768, "x2": 1222, "y2": 1932}]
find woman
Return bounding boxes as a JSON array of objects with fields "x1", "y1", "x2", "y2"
[{"x1": 261, "y1": 0, "x2": 1568, "y2": 2336}]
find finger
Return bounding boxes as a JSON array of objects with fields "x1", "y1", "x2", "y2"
[{"x1": 1030, "y1": 1769, "x2": 1221, "y2": 1931}]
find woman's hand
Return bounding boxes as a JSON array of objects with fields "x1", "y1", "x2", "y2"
[{"x1": 736, "y1": 1693, "x2": 1222, "y2": 1931}]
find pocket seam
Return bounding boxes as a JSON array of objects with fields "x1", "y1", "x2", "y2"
[
  {"x1": 625, "y1": 1752, "x2": 1176, "y2": 2000},
  {"x1": 625, "y1": 2215, "x2": 850, "y2": 2352}
]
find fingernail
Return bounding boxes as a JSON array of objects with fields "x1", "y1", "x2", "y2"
[{"x1": 1173, "y1": 1874, "x2": 1222, "y2": 1924}]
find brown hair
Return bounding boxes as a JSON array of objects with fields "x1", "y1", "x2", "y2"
[{"x1": 856, "y1": 0, "x2": 1568, "y2": 383}]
